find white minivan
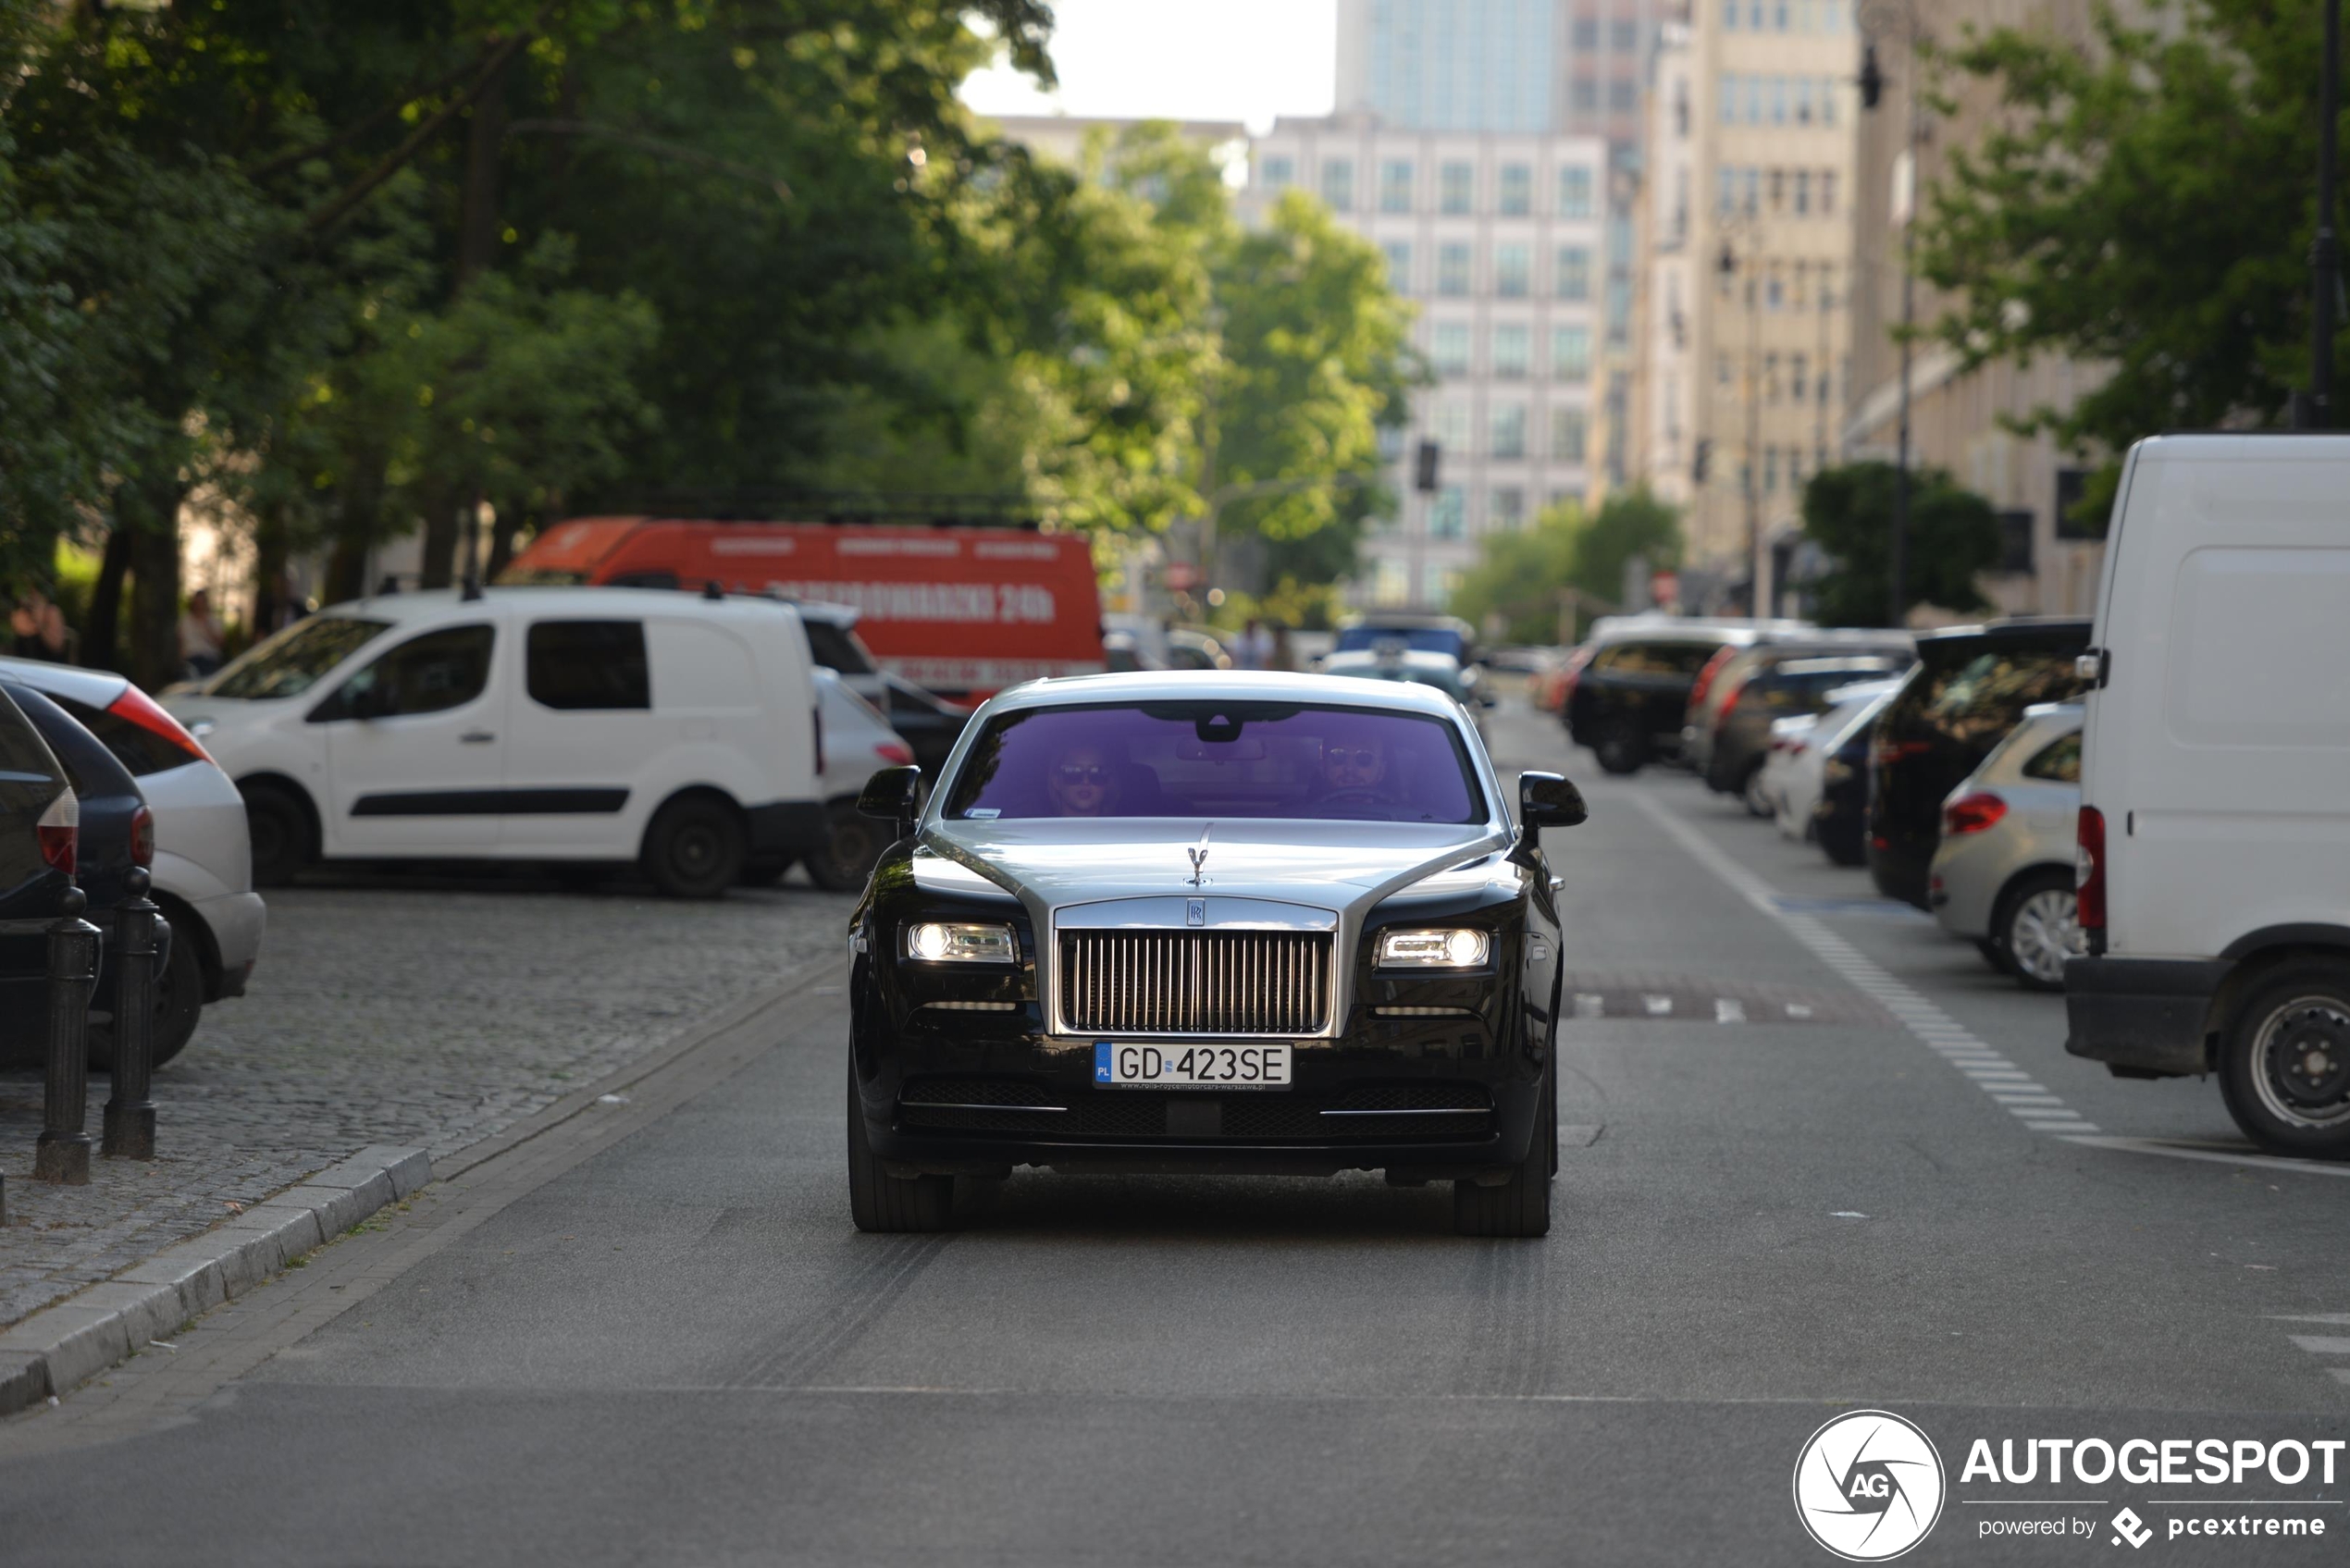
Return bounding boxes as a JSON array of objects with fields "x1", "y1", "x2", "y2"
[
  {"x1": 166, "y1": 587, "x2": 827, "y2": 897},
  {"x1": 2064, "y1": 433, "x2": 2350, "y2": 1155}
]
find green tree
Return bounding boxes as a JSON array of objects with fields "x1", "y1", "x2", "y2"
[
  {"x1": 1799, "y1": 463, "x2": 1998, "y2": 627},
  {"x1": 1914, "y1": 2, "x2": 2329, "y2": 522},
  {"x1": 1450, "y1": 488, "x2": 1683, "y2": 646}
]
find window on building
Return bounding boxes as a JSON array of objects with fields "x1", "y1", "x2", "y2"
[
  {"x1": 1611, "y1": 19, "x2": 1639, "y2": 51},
  {"x1": 1435, "y1": 401, "x2": 1473, "y2": 455},
  {"x1": 1765, "y1": 263, "x2": 1784, "y2": 311},
  {"x1": 1319, "y1": 158, "x2": 1354, "y2": 212},
  {"x1": 1715, "y1": 167, "x2": 1737, "y2": 216},
  {"x1": 1794, "y1": 77, "x2": 1815, "y2": 125},
  {"x1": 1555, "y1": 245, "x2": 1591, "y2": 300},
  {"x1": 1719, "y1": 72, "x2": 1739, "y2": 124},
  {"x1": 1379, "y1": 159, "x2": 1414, "y2": 212},
  {"x1": 1259, "y1": 154, "x2": 1293, "y2": 189},
  {"x1": 1763, "y1": 352, "x2": 1781, "y2": 401},
  {"x1": 1767, "y1": 167, "x2": 1786, "y2": 211},
  {"x1": 1716, "y1": 352, "x2": 1731, "y2": 386},
  {"x1": 1492, "y1": 324, "x2": 1530, "y2": 377},
  {"x1": 1429, "y1": 486, "x2": 1466, "y2": 539},
  {"x1": 1552, "y1": 325, "x2": 1592, "y2": 380},
  {"x1": 1437, "y1": 242, "x2": 1472, "y2": 296},
  {"x1": 1499, "y1": 163, "x2": 1531, "y2": 215},
  {"x1": 1559, "y1": 165, "x2": 1593, "y2": 217},
  {"x1": 1775, "y1": 2, "x2": 1790, "y2": 31},
  {"x1": 1491, "y1": 487, "x2": 1526, "y2": 529},
  {"x1": 1815, "y1": 264, "x2": 1836, "y2": 311},
  {"x1": 1793, "y1": 169, "x2": 1812, "y2": 215},
  {"x1": 1724, "y1": 0, "x2": 1740, "y2": 27},
  {"x1": 1606, "y1": 278, "x2": 1631, "y2": 345},
  {"x1": 1551, "y1": 407, "x2": 1588, "y2": 463},
  {"x1": 1607, "y1": 79, "x2": 1637, "y2": 113},
  {"x1": 1373, "y1": 558, "x2": 1410, "y2": 606},
  {"x1": 1432, "y1": 321, "x2": 1472, "y2": 376},
  {"x1": 1572, "y1": 75, "x2": 1599, "y2": 111},
  {"x1": 1490, "y1": 404, "x2": 1527, "y2": 459},
  {"x1": 1495, "y1": 243, "x2": 1531, "y2": 298},
  {"x1": 1820, "y1": 169, "x2": 1837, "y2": 213},
  {"x1": 1740, "y1": 167, "x2": 1760, "y2": 214},
  {"x1": 1770, "y1": 76, "x2": 1788, "y2": 124},
  {"x1": 1764, "y1": 446, "x2": 1780, "y2": 492},
  {"x1": 1573, "y1": 18, "x2": 1600, "y2": 48},
  {"x1": 1788, "y1": 353, "x2": 1811, "y2": 406},
  {"x1": 1441, "y1": 161, "x2": 1474, "y2": 214},
  {"x1": 1381, "y1": 241, "x2": 1412, "y2": 291},
  {"x1": 1821, "y1": 77, "x2": 1840, "y2": 125}
]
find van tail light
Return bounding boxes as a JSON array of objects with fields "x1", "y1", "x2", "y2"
[
  {"x1": 2075, "y1": 806, "x2": 2107, "y2": 941},
  {"x1": 1688, "y1": 646, "x2": 1736, "y2": 709},
  {"x1": 875, "y1": 742, "x2": 914, "y2": 766},
  {"x1": 130, "y1": 805, "x2": 155, "y2": 869},
  {"x1": 1942, "y1": 792, "x2": 2008, "y2": 837},
  {"x1": 37, "y1": 789, "x2": 78, "y2": 877},
  {"x1": 109, "y1": 684, "x2": 211, "y2": 765}
]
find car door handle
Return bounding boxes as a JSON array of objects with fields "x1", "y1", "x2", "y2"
[{"x1": 460, "y1": 731, "x2": 497, "y2": 744}]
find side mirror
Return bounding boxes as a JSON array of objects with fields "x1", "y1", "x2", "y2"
[
  {"x1": 1519, "y1": 772, "x2": 1587, "y2": 832},
  {"x1": 857, "y1": 764, "x2": 924, "y2": 840}
]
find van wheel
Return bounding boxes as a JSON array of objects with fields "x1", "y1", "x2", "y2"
[
  {"x1": 1592, "y1": 721, "x2": 1646, "y2": 775},
  {"x1": 242, "y1": 783, "x2": 314, "y2": 887},
  {"x1": 1993, "y1": 870, "x2": 2080, "y2": 992},
  {"x1": 847, "y1": 1060, "x2": 956, "y2": 1231},
  {"x1": 806, "y1": 801, "x2": 884, "y2": 893},
  {"x1": 640, "y1": 796, "x2": 745, "y2": 899},
  {"x1": 2220, "y1": 961, "x2": 2350, "y2": 1159}
]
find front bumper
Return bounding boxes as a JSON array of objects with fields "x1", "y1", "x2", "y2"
[
  {"x1": 854, "y1": 1006, "x2": 1544, "y2": 1179},
  {"x1": 183, "y1": 889, "x2": 266, "y2": 998},
  {"x1": 2062, "y1": 956, "x2": 2232, "y2": 1077}
]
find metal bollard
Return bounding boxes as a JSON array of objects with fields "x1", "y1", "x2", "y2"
[
  {"x1": 103, "y1": 866, "x2": 159, "y2": 1160},
  {"x1": 34, "y1": 886, "x2": 100, "y2": 1185}
]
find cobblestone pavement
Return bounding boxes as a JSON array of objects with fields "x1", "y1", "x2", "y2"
[{"x1": 0, "y1": 871, "x2": 853, "y2": 1327}]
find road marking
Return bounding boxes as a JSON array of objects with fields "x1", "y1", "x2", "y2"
[
  {"x1": 2059, "y1": 1135, "x2": 2350, "y2": 1181},
  {"x1": 2287, "y1": 1336, "x2": 2350, "y2": 1355},
  {"x1": 1574, "y1": 993, "x2": 1604, "y2": 1019},
  {"x1": 1784, "y1": 1003, "x2": 1812, "y2": 1019},
  {"x1": 2332, "y1": 1369, "x2": 2350, "y2": 1385},
  {"x1": 1642, "y1": 994, "x2": 1673, "y2": 1016},
  {"x1": 2270, "y1": 1314, "x2": 2350, "y2": 1326},
  {"x1": 1633, "y1": 793, "x2": 2101, "y2": 1142},
  {"x1": 1714, "y1": 997, "x2": 1746, "y2": 1024}
]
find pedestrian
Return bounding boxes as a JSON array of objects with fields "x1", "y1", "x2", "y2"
[
  {"x1": 1269, "y1": 622, "x2": 1294, "y2": 673},
  {"x1": 178, "y1": 587, "x2": 226, "y2": 677},
  {"x1": 9, "y1": 586, "x2": 71, "y2": 663},
  {"x1": 1232, "y1": 616, "x2": 1274, "y2": 671}
]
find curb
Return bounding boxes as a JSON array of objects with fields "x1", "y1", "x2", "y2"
[{"x1": 0, "y1": 1144, "x2": 430, "y2": 1416}]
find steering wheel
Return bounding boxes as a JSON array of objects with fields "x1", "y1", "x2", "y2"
[{"x1": 1320, "y1": 785, "x2": 1402, "y2": 815}]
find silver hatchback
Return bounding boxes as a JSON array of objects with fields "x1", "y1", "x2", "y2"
[{"x1": 1928, "y1": 702, "x2": 2083, "y2": 990}]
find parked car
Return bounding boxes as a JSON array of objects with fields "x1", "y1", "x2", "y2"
[
  {"x1": 876, "y1": 673, "x2": 970, "y2": 778},
  {"x1": 1928, "y1": 703, "x2": 2084, "y2": 990},
  {"x1": 1331, "y1": 611, "x2": 1479, "y2": 665},
  {"x1": 2061, "y1": 433, "x2": 2350, "y2": 1155},
  {"x1": 1101, "y1": 630, "x2": 1164, "y2": 673},
  {"x1": 1562, "y1": 620, "x2": 1762, "y2": 775},
  {"x1": 0, "y1": 657, "x2": 263, "y2": 1056},
  {"x1": 1755, "y1": 713, "x2": 1820, "y2": 825},
  {"x1": 1706, "y1": 653, "x2": 1912, "y2": 814},
  {"x1": 1164, "y1": 628, "x2": 1231, "y2": 671},
  {"x1": 845, "y1": 670, "x2": 1580, "y2": 1235},
  {"x1": 1865, "y1": 619, "x2": 2092, "y2": 909},
  {"x1": 1681, "y1": 631, "x2": 1913, "y2": 783},
  {"x1": 1320, "y1": 649, "x2": 1491, "y2": 735},
  {"x1": 782, "y1": 667, "x2": 916, "y2": 893},
  {"x1": 164, "y1": 587, "x2": 827, "y2": 899},
  {"x1": 0, "y1": 686, "x2": 77, "y2": 1057},
  {"x1": 0, "y1": 680, "x2": 179, "y2": 1068},
  {"x1": 1775, "y1": 681, "x2": 1902, "y2": 846}
]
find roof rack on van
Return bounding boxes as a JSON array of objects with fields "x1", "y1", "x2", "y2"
[{"x1": 621, "y1": 489, "x2": 1044, "y2": 530}]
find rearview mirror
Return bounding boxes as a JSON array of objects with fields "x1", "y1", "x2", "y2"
[{"x1": 857, "y1": 764, "x2": 924, "y2": 840}]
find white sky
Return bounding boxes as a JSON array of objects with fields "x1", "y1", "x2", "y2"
[{"x1": 960, "y1": 1, "x2": 1337, "y2": 135}]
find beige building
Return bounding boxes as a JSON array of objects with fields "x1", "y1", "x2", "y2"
[
  {"x1": 1843, "y1": 0, "x2": 2111, "y2": 619},
  {"x1": 1635, "y1": 2, "x2": 1860, "y2": 614}
]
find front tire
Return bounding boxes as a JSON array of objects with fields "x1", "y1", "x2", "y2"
[
  {"x1": 806, "y1": 800, "x2": 884, "y2": 893},
  {"x1": 1592, "y1": 721, "x2": 1646, "y2": 776},
  {"x1": 2219, "y1": 961, "x2": 2350, "y2": 1159},
  {"x1": 242, "y1": 783, "x2": 314, "y2": 887},
  {"x1": 847, "y1": 1061, "x2": 956, "y2": 1230},
  {"x1": 640, "y1": 795, "x2": 746, "y2": 899},
  {"x1": 89, "y1": 932, "x2": 204, "y2": 1072},
  {"x1": 1455, "y1": 1066, "x2": 1553, "y2": 1238},
  {"x1": 1739, "y1": 760, "x2": 1773, "y2": 818}
]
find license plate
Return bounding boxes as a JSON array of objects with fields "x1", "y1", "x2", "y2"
[{"x1": 1094, "y1": 1041, "x2": 1292, "y2": 1090}]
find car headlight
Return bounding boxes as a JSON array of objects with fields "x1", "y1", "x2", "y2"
[
  {"x1": 1377, "y1": 928, "x2": 1490, "y2": 968},
  {"x1": 904, "y1": 921, "x2": 1018, "y2": 963}
]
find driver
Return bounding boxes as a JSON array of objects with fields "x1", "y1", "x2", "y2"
[
  {"x1": 1318, "y1": 729, "x2": 1393, "y2": 800},
  {"x1": 1046, "y1": 744, "x2": 1118, "y2": 817}
]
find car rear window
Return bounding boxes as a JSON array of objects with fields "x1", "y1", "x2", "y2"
[
  {"x1": 527, "y1": 621, "x2": 650, "y2": 710},
  {"x1": 1599, "y1": 641, "x2": 1719, "y2": 675},
  {"x1": 946, "y1": 702, "x2": 1484, "y2": 824},
  {"x1": 1924, "y1": 650, "x2": 2091, "y2": 747},
  {"x1": 1336, "y1": 626, "x2": 1467, "y2": 659},
  {"x1": 2022, "y1": 732, "x2": 2082, "y2": 783},
  {"x1": 803, "y1": 622, "x2": 877, "y2": 677}
]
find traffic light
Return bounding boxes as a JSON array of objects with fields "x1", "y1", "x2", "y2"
[
  {"x1": 1414, "y1": 439, "x2": 1441, "y2": 493},
  {"x1": 1692, "y1": 438, "x2": 1712, "y2": 485}
]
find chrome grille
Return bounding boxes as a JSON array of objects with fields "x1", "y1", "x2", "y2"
[{"x1": 1060, "y1": 931, "x2": 1331, "y2": 1035}]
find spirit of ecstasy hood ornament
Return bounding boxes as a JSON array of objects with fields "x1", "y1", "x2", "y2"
[{"x1": 1186, "y1": 824, "x2": 1212, "y2": 887}]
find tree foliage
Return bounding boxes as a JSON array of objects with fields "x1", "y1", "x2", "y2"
[
  {"x1": 1799, "y1": 463, "x2": 1998, "y2": 627},
  {"x1": 1450, "y1": 488, "x2": 1683, "y2": 647}
]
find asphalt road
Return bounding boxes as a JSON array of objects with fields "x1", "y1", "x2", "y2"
[{"x1": 2, "y1": 702, "x2": 2344, "y2": 1566}]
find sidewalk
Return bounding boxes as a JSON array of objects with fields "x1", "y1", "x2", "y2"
[{"x1": 0, "y1": 878, "x2": 849, "y2": 1330}]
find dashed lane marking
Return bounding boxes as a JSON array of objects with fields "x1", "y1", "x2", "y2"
[
  {"x1": 1642, "y1": 994, "x2": 1674, "y2": 1017},
  {"x1": 1633, "y1": 793, "x2": 2101, "y2": 1138},
  {"x1": 1714, "y1": 997, "x2": 1746, "y2": 1024}
]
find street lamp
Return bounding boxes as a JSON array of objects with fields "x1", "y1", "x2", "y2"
[{"x1": 1861, "y1": 2, "x2": 1928, "y2": 629}]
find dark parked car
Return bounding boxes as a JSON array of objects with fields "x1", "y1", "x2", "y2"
[
  {"x1": 1563, "y1": 628, "x2": 1753, "y2": 774},
  {"x1": 1812, "y1": 687, "x2": 1899, "y2": 866},
  {"x1": 1705, "y1": 654, "x2": 1911, "y2": 812},
  {"x1": 0, "y1": 686, "x2": 78, "y2": 1052},
  {"x1": 1331, "y1": 611, "x2": 1478, "y2": 665},
  {"x1": 0, "y1": 680, "x2": 176, "y2": 1068},
  {"x1": 1865, "y1": 619, "x2": 2093, "y2": 909},
  {"x1": 879, "y1": 673, "x2": 971, "y2": 777},
  {"x1": 1681, "y1": 632, "x2": 1913, "y2": 783}
]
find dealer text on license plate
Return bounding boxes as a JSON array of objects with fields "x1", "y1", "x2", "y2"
[{"x1": 1094, "y1": 1041, "x2": 1292, "y2": 1089}]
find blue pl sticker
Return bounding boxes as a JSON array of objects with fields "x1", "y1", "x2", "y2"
[{"x1": 1094, "y1": 1042, "x2": 1113, "y2": 1082}]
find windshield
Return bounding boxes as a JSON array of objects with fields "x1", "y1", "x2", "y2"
[
  {"x1": 945, "y1": 702, "x2": 1485, "y2": 823},
  {"x1": 206, "y1": 615, "x2": 392, "y2": 700},
  {"x1": 1335, "y1": 625, "x2": 1466, "y2": 658}
]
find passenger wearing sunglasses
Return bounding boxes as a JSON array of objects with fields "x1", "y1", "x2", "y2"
[{"x1": 1045, "y1": 744, "x2": 1117, "y2": 817}]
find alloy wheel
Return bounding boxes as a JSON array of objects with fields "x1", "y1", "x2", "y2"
[{"x1": 2006, "y1": 888, "x2": 2082, "y2": 985}]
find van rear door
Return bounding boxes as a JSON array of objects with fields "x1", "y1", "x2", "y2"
[{"x1": 2090, "y1": 437, "x2": 2350, "y2": 958}]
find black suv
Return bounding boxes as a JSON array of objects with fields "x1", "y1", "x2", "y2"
[
  {"x1": 1704, "y1": 654, "x2": 1911, "y2": 811},
  {"x1": 1564, "y1": 631, "x2": 1750, "y2": 775},
  {"x1": 1866, "y1": 620, "x2": 2093, "y2": 908}
]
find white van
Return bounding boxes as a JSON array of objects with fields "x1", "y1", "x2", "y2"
[
  {"x1": 165, "y1": 587, "x2": 826, "y2": 897},
  {"x1": 2064, "y1": 434, "x2": 2350, "y2": 1155}
]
